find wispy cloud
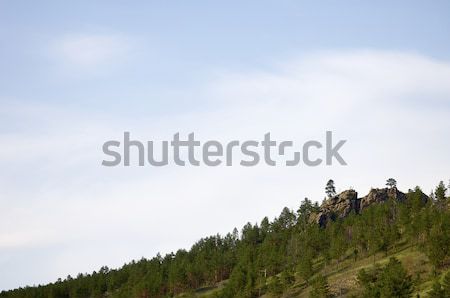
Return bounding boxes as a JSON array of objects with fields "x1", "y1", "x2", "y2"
[
  {"x1": 50, "y1": 34, "x2": 133, "y2": 73},
  {"x1": 1, "y1": 50, "x2": 449, "y2": 290}
]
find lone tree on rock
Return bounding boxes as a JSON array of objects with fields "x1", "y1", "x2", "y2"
[
  {"x1": 386, "y1": 178, "x2": 397, "y2": 189},
  {"x1": 325, "y1": 179, "x2": 336, "y2": 198}
]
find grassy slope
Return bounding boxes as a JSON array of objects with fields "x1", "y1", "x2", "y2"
[
  {"x1": 178, "y1": 242, "x2": 446, "y2": 297},
  {"x1": 291, "y1": 244, "x2": 433, "y2": 297}
]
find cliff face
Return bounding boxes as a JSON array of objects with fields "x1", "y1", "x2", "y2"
[
  {"x1": 311, "y1": 187, "x2": 416, "y2": 226},
  {"x1": 310, "y1": 190, "x2": 359, "y2": 226},
  {"x1": 360, "y1": 187, "x2": 407, "y2": 210}
]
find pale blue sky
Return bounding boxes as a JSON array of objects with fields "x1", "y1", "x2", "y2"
[
  {"x1": 1, "y1": 0, "x2": 450, "y2": 109},
  {"x1": 0, "y1": 0, "x2": 450, "y2": 291}
]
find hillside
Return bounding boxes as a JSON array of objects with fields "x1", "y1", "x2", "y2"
[
  {"x1": 1, "y1": 180, "x2": 449, "y2": 298},
  {"x1": 177, "y1": 241, "x2": 442, "y2": 298}
]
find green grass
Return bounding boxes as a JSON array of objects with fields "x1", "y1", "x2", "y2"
[
  {"x1": 176, "y1": 280, "x2": 227, "y2": 298},
  {"x1": 290, "y1": 245, "x2": 435, "y2": 297}
]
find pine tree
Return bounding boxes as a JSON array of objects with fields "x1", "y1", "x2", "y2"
[
  {"x1": 268, "y1": 275, "x2": 283, "y2": 296},
  {"x1": 297, "y1": 198, "x2": 315, "y2": 227},
  {"x1": 309, "y1": 274, "x2": 330, "y2": 298},
  {"x1": 297, "y1": 249, "x2": 314, "y2": 284},
  {"x1": 435, "y1": 181, "x2": 448, "y2": 209},
  {"x1": 386, "y1": 178, "x2": 397, "y2": 188},
  {"x1": 425, "y1": 213, "x2": 450, "y2": 269},
  {"x1": 378, "y1": 258, "x2": 413, "y2": 298},
  {"x1": 325, "y1": 180, "x2": 336, "y2": 198},
  {"x1": 358, "y1": 258, "x2": 412, "y2": 298},
  {"x1": 358, "y1": 265, "x2": 382, "y2": 298},
  {"x1": 280, "y1": 270, "x2": 295, "y2": 289}
]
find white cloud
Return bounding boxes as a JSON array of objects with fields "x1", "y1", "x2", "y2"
[
  {"x1": 1, "y1": 49, "x2": 450, "y2": 290},
  {"x1": 50, "y1": 34, "x2": 133, "y2": 72}
]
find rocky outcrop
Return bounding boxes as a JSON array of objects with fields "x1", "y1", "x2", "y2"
[
  {"x1": 310, "y1": 190, "x2": 358, "y2": 226},
  {"x1": 359, "y1": 187, "x2": 406, "y2": 211},
  {"x1": 311, "y1": 187, "x2": 410, "y2": 226}
]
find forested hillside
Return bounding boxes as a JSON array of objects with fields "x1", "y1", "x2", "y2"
[{"x1": 1, "y1": 180, "x2": 450, "y2": 298}]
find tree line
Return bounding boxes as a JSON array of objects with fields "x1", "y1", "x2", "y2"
[{"x1": 1, "y1": 180, "x2": 449, "y2": 298}]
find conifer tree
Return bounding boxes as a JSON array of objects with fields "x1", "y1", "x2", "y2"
[
  {"x1": 435, "y1": 181, "x2": 448, "y2": 209},
  {"x1": 309, "y1": 274, "x2": 330, "y2": 298},
  {"x1": 325, "y1": 180, "x2": 336, "y2": 198},
  {"x1": 378, "y1": 258, "x2": 413, "y2": 298},
  {"x1": 386, "y1": 178, "x2": 397, "y2": 188}
]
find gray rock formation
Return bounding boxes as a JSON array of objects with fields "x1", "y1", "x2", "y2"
[
  {"x1": 310, "y1": 189, "x2": 358, "y2": 226},
  {"x1": 310, "y1": 187, "x2": 412, "y2": 226},
  {"x1": 359, "y1": 187, "x2": 406, "y2": 211}
]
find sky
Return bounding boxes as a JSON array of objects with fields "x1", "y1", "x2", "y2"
[{"x1": 1, "y1": 0, "x2": 450, "y2": 291}]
